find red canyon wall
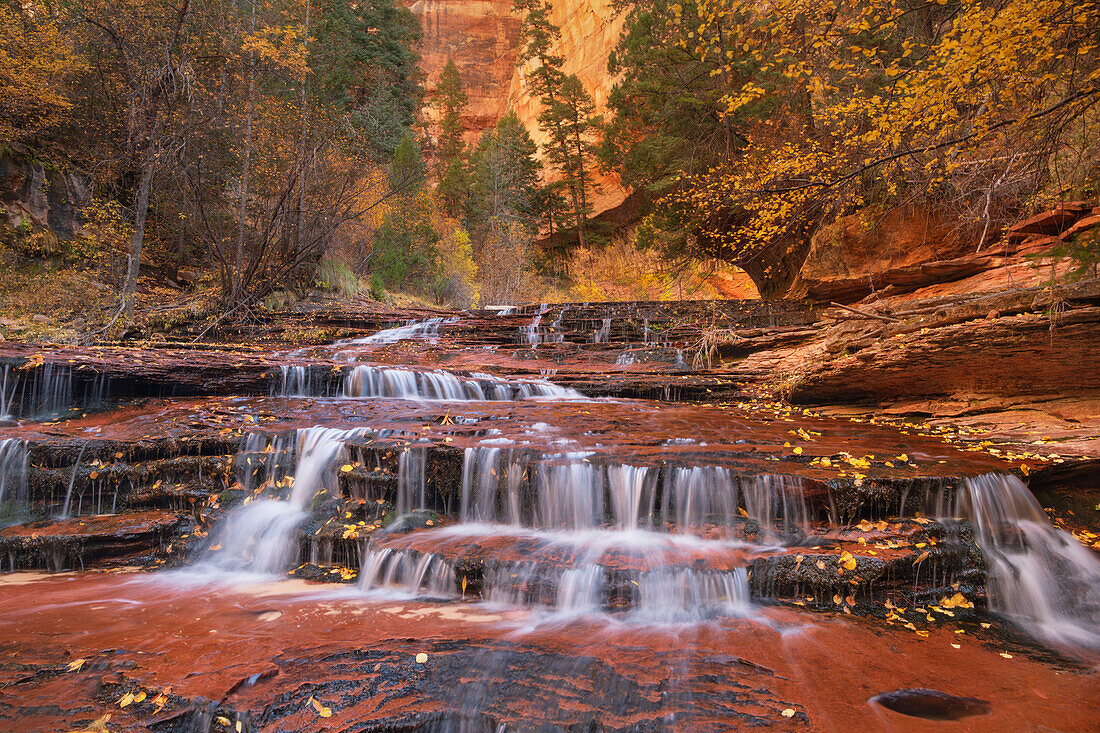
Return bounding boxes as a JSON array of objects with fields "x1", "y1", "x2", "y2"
[{"x1": 407, "y1": 0, "x2": 629, "y2": 216}]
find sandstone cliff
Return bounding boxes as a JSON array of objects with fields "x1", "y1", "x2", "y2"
[{"x1": 407, "y1": 0, "x2": 628, "y2": 216}]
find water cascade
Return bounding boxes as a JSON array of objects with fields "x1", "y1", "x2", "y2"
[
  {"x1": 591, "y1": 318, "x2": 611, "y2": 344},
  {"x1": 520, "y1": 312, "x2": 543, "y2": 346},
  {"x1": 518, "y1": 309, "x2": 564, "y2": 347},
  {"x1": 0, "y1": 361, "x2": 110, "y2": 421},
  {"x1": 0, "y1": 439, "x2": 28, "y2": 524},
  {"x1": 360, "y1": 448, "x2": 806, "y2": 618},
  {"x1": 275, "y1": 365, "x2": 324, "y2": 397},
  {"x1": 345, "y1": 317, "x2": 454, "y2": 346},
  {"x1": 342, "y1": 365, "x2": 583, "y2": 401},
  {"x1": 205, "y1": 427, "x2": 361, "y2": 575},
  {"x1": 957, "y1": 474, "x2": 1100, "y2": 650}
]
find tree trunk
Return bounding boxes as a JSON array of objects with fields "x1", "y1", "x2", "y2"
[
  {"x1": 572, "y1": 122, "x2": 588, "y2": 249},
  {"x1": 122, "y1": 156, "x2": 154, "y2": 320},
  {"x1": 297, "y1": 0, "x2": 311, "y2": 248},
  {"x1": 233, "y1": 0, "x2": 258, "y2": 301}
]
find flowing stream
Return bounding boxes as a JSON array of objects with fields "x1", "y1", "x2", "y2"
[
  {"x1": 201, "y1": 319, "x2": 1100, "y2": 646},
  {"x1": 205, "y1": 427, "x2": 362, "y2": 575},
  {"x1": 957, "y1": 474, "x2": 1100, "y2": 650}
]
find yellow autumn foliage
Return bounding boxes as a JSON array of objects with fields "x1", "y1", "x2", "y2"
[{"x1": 665, "y1": 0, "x2": 1100, "y2": 270}]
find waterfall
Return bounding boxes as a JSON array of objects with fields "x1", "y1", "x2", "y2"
[
  {"x1": 339, "y1": 317, "x2": 454, "y2": 347},
  {"x1": 958, "y1": 474, "x2": 1100, "y2": 651},
  {"x1": 395, "y1": 446, "x2": 427, "y2": 515},
  {"x1": 59, "y1": 441, "x2": 89, "y2": 519},
  {"x1": 520, "y1": 313, "x2": 543, "y2": 346},
  {"x1": 518, "y1": 309, "x2": 564, "y2": 347},
  {"x1": 0, "y1": 439, "x2": 28, "y2": 524},
  {"x1": 205, "y1": 427, "x2": 360, "y2": 575},
  {"x1": 360, "y1": 524, "x2": 754, "y2": 620},
  {"x1": 591, "y1": 318, "x2": 611, "y2": 344},
  {"x1": 358, "y1": 448, "x2": 798, "y2": 617},
  {"x1": 0, "y1": 361, "x2": 110, "y2": 421},
  {"x1": 275, "y1": 365, "x2": 328, "y2": 397},
  {"x1": 449, "y1": 447, "x2": 807, "y2": 536},
  {"x1": 342, "y1": 365, "x2": 583, "y2": 401},
  {"x1": 0, "y1": 365, "x2": 15, "y2": 421}
]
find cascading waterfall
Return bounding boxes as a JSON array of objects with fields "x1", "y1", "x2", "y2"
[
  {"x1": 0, "y1": 361, "x2": 110, "y2": 421},
  {"x1": 957, "y1": 474, "x2": 1100, "y2": 650},
  {"x1": 342, "y1": 365, "x2": 583, "y2": 401},
  {"x1": 0, "y1": 365, "x2": 16, "y2": 422},
  {"x1": 59, "y1": 441, "x2": 89, "y2": 519},
  {"x1": 275, "y1": 365, "x2": 326, "y2": 397},
  {"x1": 520, "y1": 313, "x2": 543, "y2": 346},
  {"x1": 204, "y1": 427, "x2": 360, "y2": 575},
  {"x1": 518, "y1": 309, "x2": 564, "y2": 347},
  {"x1": 446, "y1": 449, "x2": 807, "y2": 536},
  {"x1": 395, "y1": 446, "x2": 427, "y2": 515},
  {"x1": 0, "y1": 439, "x2": 28, "y2": 523},
  {"x1": 339, "y1": 317, "x2": 455, "y2": 347},
  {"x1": 361, "y1": 448, "x2": 798, "y2": 618},
  {"x1": 591, "y1": 318, "x2": 611, "y2": 344}
]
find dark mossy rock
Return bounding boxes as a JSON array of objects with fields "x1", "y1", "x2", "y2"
[{"x1": 379, "y1": 509, "x2": 443, "y2": 534}]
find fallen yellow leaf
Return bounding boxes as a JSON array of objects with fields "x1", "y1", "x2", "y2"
[
  {"x1": 308, "y1": 696, "x2": 332, "y2": 718},
  {"x1": 838, "y1": 551, "x2": 857, "y2": 571}
]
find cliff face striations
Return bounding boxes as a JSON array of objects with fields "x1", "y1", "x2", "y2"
[{"x1": 407, "y1": 0, "x2": 628, "y2": 215}]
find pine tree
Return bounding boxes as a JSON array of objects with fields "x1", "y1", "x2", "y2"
[
  {"x1": 513, "y1": 0, "x2": 599, "y2": 247},
  {"x1": 434, "y1": 59, "x2": 469, "y2": 217},
  {"x1": 467, "y1": 112, "x2": 541, "y2": 231}
]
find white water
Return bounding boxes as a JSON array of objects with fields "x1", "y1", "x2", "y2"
[
  {"x1": 0, "y1": 362, "x2": 109, "y2": 421},
  {"x1": 959, "y1": 474, "x2": 1100, "y2": 651},
  {"x1": 452, "y1": 447, "x2": 808, "y2": 537},
  {"x1": 342, "y1": 317, "x2": 454, "y2": 346},
  {"x1": 518, "y1": 309, "x2": 564, "y2": 347},
  {"x1": 342, "y1": 365, "x2": 583, "y2": 401},
  {"x1": 204, "y1": 427, "x2": 360, "y2": 575},
  {"x1": 358, "y1": 447, "x2": 805, "y2": 619},
  {"x1": 360, "y1": 523, "x2": 756, "y2": 620},
  {"x1": 591, "y1": 318, "x2": 611, "y2": 344},
  {"x1": 0, "y1": 438, "x2": 28, "y2": 522}
]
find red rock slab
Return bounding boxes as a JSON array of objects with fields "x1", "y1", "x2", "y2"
[
  {"x1": 3, "y1": 394, "x2": 1012, "y2": 480},
  {"x1": 1061, "y1": 213, "x2": 1100, "y2": 240},
  {"x1": 0, "y1": 511, "x2": 181, "y2": 541},
  {"x1": 0, "y1": 571, "x2": 1095, "y2": 731},
  {"x1": 372, "y1": 526, "x2": 768, "y2": 572},
  {"x1": 1008, "y1": 204, "x2": 1091, "y2": 237}
]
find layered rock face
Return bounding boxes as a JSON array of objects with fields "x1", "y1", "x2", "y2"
[
  {"x1": 408, "y1": 0, "x2": 628, "y2": 215},
  {"x1": 0, "y1": 147, "x2": 90, "y2": 240}
]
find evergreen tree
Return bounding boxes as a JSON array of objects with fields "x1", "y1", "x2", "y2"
[
  {"x1": 311, "y1": 0, "x2": 424, "y2": 160},
  {"x1": 434, "y1": 59, "x2": 469, "y2": 216},
  {"x1": 539, "y1": 76, "x2": 599, "y2": 235},
  {"x1": 374, "y1": 132, "x2": 440, "y2": 291},
  {"x1": 513, "y1": 0, "x2": 599, "y2": 247},
  {"x1": 467, "y1": 112, "x2": 541, "y2": 231}
]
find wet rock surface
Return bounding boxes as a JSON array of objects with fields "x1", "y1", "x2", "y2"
[
  {"x1": 0, "y1": 290, "x2": 1096, "y2": 730},
  {"x1": 0, "y1": 572, "x2": 1096, "y2": 732}
]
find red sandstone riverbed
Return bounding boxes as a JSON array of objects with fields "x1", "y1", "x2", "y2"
[{"x1": 0, "y1": 571, "x2": 1095, "y2": 731}]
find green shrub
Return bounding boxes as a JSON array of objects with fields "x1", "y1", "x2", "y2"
[{"x1": 315, "y1": 259, "x2": 360, "y2": 297}]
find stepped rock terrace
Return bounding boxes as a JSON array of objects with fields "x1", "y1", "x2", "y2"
[{"x1": 0, "y1": 296, "x2": 1096, "y2": 731}]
